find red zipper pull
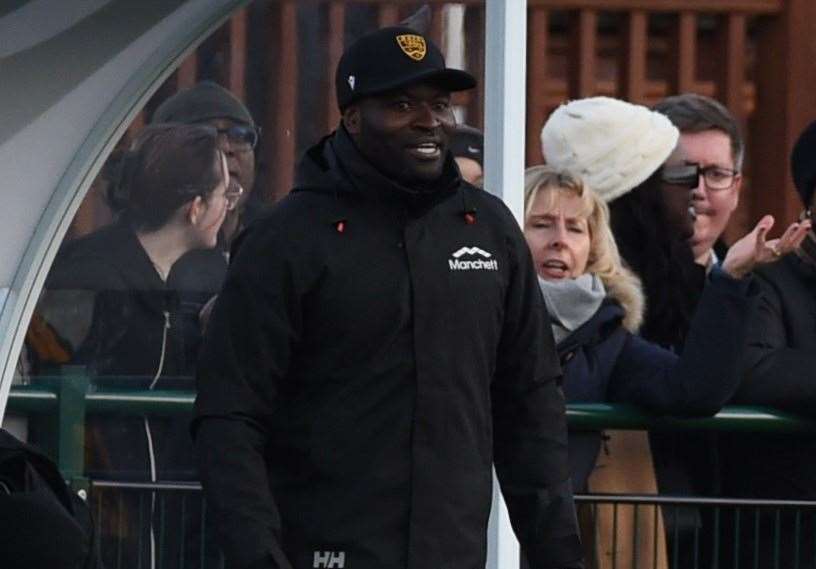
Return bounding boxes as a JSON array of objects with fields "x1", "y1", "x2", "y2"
[
  {"x1": 464, "y1": 212, "x2": 476, "y2": 225},
  {"x1": 336, "y1": 220, "x2": 346, "y2": 233}
]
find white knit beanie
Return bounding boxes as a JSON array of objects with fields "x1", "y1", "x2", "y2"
[{"x1": 540, "y1": 97, "x2": 679, "y2": 203}]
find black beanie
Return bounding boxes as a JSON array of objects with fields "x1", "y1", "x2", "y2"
[
  {"x1": 791, "y1": 119, "x2": 816, "y2": 208},
  {"x1": 449, "y1": 124, "x2": 484, "y2": 167},
  {"x1": 151, "y1": 81, "x2": 254, "y2": 126}
]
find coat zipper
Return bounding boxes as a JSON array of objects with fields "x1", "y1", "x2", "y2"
[{"x1": 144, "y1": 309, "x2": 170, "y2": 569}]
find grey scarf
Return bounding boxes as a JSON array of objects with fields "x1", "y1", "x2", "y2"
[{"x1": 538, "y1": 274, "x2": 607, "y2": 344}]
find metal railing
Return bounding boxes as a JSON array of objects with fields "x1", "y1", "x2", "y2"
[
  {"x1": 7, "y1": 372, "x2": 816, "y2": 480},
  {"x1": 8, "y1": 373, "x2": 816, "y2": 569}
]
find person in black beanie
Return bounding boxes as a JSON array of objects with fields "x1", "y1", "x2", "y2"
[
  {"x1": 193, "y1": 25, "x2": 583, "y2": 569},
  {"x1": 450, "y1": 123, "x2": 484, "y2": 185},
  {"x1": 719, "y1": 119, "x2": 816, "y2": 567}
]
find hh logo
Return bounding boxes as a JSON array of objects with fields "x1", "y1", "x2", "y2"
[
  {"x1": 395, "y1": 34, "x2": 426, "y2": 61},
  {"x1": 313, "y1": 551, "x2": 346, "y2": 568},
  {"x1": 449, "y1": 246, "x2": 498, "y2": 271}
]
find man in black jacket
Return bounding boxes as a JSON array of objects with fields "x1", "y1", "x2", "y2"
[{"x1": 193, "y1": 26, "x2": 582, "y2": 569}]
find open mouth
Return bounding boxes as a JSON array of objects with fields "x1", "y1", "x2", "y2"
[
  {"x1": 541, "y1": 259, "x2": 570, "y2": 279},
  {"x1": 406, "y1": 142, "x2": 442, "y2": 160}
]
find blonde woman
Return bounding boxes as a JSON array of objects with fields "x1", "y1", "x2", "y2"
[{"x1": 523, "y1": 165, "x2": 809, "y2": 493}]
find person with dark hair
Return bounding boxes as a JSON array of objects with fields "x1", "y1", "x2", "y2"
[
  {"x1": 194, "y1": 26, "x2": 583, "y2": 569},
  {"x1": 41, "y1": 123, "x2": 234, "y2": 568},
  {"x1": 653, "y1": 93, "x2": 744, "y2": 268},
  {"x1": 149, "y1": 80, "x2": 261, "y2": 333},
  {"x1": 716, "y1": 119, "x2": 816, "y2": 567}
]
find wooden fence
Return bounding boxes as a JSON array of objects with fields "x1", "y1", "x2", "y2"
[{"x1": 71, "y1": 0, "x2": 816, "y2": 242}]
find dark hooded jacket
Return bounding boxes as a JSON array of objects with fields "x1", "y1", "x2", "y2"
[
  {"x1": 717, "y1": 253, "x2": 816, "y2": 567},
  {"x1": 193, "y1": 126, "x2": 583, "y2": 569}
]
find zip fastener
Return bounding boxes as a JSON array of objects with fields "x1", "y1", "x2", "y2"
[
  {"x1": 144, "y1": 309, "x2": 169, "y2": 569},
  {"x1": 148, "y1": 310, "x2": 170, "y2": 390}
]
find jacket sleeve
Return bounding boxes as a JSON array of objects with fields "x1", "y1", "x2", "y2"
[
  {"x1": 609, "y1": 267, "x2": 759, "y2": 416},
  {"x1": 491, "y1": 224, "x2": 584, "y2": 569},
  {"x1": 732, "y1": 270, "x2": 816, "y2": 415},
  {"x1": 192, "y1": 222, "x2": 304, "y2": 569}
]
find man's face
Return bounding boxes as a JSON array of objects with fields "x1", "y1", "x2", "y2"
[
  {"x1": 681, "y1": 130, "x2": 741, "y2": 259},
  {"x1": 204, "y1": 118, "x2": 256, "y2": 208},
  {"x1": 344, "y1": 83, "x2": 456, "y2": 186}
]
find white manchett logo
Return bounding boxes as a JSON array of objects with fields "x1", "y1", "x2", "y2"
[
  {"x1": 347, "y1": 75, "x2": 355, "y2": 90},
  {"x1": 449, "y1": 246, "x2": 499, "y2": 271},
  {"x1": 314, "y1": 551, "x2": 345, "y2": 569}
]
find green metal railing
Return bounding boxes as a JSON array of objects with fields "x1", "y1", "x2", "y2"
[
  {"x1": 8, "y1": 372, "x2": 816, "y2": 569},
  {"x1": 7, "y1": 372, "x2": 816, "y2": 480}
]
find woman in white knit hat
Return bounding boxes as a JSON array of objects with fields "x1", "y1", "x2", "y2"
[{"x1": 539, "y1": 97, "x2": 810, "y2": 567}]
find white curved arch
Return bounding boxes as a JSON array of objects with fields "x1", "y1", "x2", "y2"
[{"x1": 0, "y1": 0, "x2": 248, "y2": 421}]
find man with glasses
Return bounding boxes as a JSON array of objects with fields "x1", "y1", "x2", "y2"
[
  {"x1": 654, "y1": 94, "x2": 744, "y2": 269},
  {"x1": 152, "y1": 80, "x2": 260, "y2": 244}
]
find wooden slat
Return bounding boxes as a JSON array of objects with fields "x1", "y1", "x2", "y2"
[
  {"x1": 568, "y1": 9, "x2": 597, "y2": 98},
  {"x1": 619, "y1": 10, "x2": 648, "y2": 103},
  {"x1": 266, "y1": 1, "x2": 298, "y2": 203},
  {"x1": 464, "y1": 5, "x2": 485, "y2": 128},
  {"x1": 326, "y1": 2, "x2": 345, "y2": 132},
  {"x1": 750, "y1": 0, "x2": 816, "y2": 228},
  {"x1": 176, "y1": 54, "x2": 198, "y2": 89},
  {"x1": 228, "y1": 8, "x2": 248, "y2": 99},
  {"x1": 377, "y1": 4, "x2": 399, "y2": 28},
  {"x1": 307, "y1": 0, "x2": 779, "y2": 11},
  {"x1": 429, "y1": 5, "x2": 445, "y2": 48},
  {"x1": 526, "y1": 7, "x2": 549, "y2": 166},
  {"x1": 668, "y1": 12, "x2": 697, "y2": 94},
  {"x1": 716, "y1": 13, "x2": 746, "y2": 120},
  {"x1": 528, "y1": 0, "x2": 780, "y2": 12}
]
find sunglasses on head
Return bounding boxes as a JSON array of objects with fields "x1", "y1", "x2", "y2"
[{"x1": 661, "y1": 164, "x2": 700, "y2": 189}]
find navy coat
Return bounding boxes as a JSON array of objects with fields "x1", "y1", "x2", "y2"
[{"x1": 556, "y1": 269, "x2": 758, "y2": 492}]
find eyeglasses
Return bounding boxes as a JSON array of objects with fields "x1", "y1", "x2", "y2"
[
  {"x1": 223, "y1": 182, "x2": 244, "y2": 211},
  {"x1": 214, "y1": 125, "x2": 261, "y2": 150},
  {"x1": 661, "y1": 164, "x2": 739, "y2": 191}
]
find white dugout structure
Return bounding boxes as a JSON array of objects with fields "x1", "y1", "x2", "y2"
[{"x1": 0, "y1": 1, "x2": 527, "y2": 566}]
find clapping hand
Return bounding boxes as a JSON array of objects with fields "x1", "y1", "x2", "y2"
[{"x1": 721, "y1": 215, "x2": 812, "y2": 279}]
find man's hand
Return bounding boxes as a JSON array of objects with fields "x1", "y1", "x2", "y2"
[{"x1": 721, "y1": 215, "x2": 811, "y2": 279}]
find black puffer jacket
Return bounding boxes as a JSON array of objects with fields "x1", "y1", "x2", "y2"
[{"x1": 193, "y1": 126, "x2": 583, "y2": 569}]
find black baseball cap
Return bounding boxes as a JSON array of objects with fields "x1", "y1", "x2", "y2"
[{"x1": 335, "y1": 26, "x2": 476, "y2": 111}]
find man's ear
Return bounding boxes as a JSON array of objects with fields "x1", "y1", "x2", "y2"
[{"x1": 343, "y1": 106, "x2": 361, "y2": 134}]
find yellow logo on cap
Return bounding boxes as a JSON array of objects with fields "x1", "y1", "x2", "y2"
[{"x1": 396, "y1": 34, "x2": 426, "y2": 61}]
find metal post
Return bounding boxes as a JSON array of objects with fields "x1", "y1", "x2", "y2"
[
  {"x1": 484, "y1": 1, "x2": 527, "y2": 568},
  {"x1": 55, "y1": 366, "x2": 88, "y2": 483},
  {"x1": 483, "y1": 0, "x2": 527, "y2": 224}
]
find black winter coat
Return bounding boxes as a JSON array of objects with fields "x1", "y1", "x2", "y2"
[
  {"x1": 719, "y1": 254, "x2": 816, "y2": 567},
  {"x1": 722, "y1": 253, "x2": 816, "y2": 498},
  {"x1": 42, "y1": 221, "x2": 198, "y2": 480},
  {"x1": 557, "y1": 268, "x2": 757, "y2": 492},
  {"x1": 193, "y1": 127, "x2": 583, "y2": 569}
]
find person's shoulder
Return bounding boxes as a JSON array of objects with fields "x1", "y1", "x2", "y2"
[
  {"x1": 48, "y1": 224, "x2": 132, "y2": 289},
  {"x1": 230, "y1": 190, "x2": 335, "y2": 261}
]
